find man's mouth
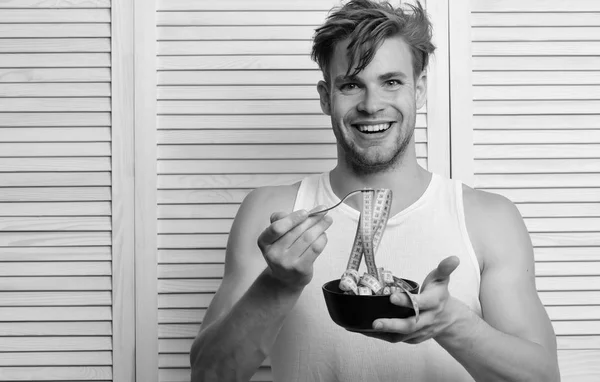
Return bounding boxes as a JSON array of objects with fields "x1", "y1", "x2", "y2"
[{"x1": 353, "y1": 122, "x2": 393, "y2": 134}]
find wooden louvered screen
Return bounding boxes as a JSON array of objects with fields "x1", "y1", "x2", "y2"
[
  {"x1": 0, "y1": 0, "x2": 135, "y2": 381},
  {"x1": 452, "y1": 0, "x2": 600, "y2": 380},
  {"x1": 154, "y1": 1, "x2": 436, "y2": 381}
]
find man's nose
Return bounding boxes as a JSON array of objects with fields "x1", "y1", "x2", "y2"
[{"x1": 357, "y1": 88, "x2": 385, "y2": 114}]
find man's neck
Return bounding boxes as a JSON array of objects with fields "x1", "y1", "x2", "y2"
[{"x1": 329, "y1": 160, "x2": 432, "y2": 217}]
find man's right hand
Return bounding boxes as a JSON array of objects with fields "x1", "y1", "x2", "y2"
[{"x1": 257, "y1": 206, "x2": 333, "y2": 291}]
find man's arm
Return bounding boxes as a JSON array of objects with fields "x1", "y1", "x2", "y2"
[
  {"x1": 435, "y1": 187, "x2": 559, "y2": 381},
  {"x1": 189, "y1": 184, "x2": 333, "y2": 382}
]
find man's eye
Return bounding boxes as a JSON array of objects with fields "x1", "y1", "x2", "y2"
[
  {"x1": 340, "y1": 83, "x2": 359, "y2": 92},
  {"x1": 385, "y1": 80, "x2": 402, "y2": 87}
]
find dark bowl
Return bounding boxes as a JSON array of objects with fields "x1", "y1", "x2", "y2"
[{"x1": 322, "y1": 278, "x2": 419, "y2": 332}]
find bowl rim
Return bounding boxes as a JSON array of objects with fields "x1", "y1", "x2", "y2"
[{"x1": 322, "y1": 278, "x2": 419, "y2": 296}]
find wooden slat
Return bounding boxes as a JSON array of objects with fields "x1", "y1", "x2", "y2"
[
  {"x1": 158, "y1": 264, "x2": 224, "y2": 279},
  {"x1": 0, "y1": 97, "x2": 110, "y2": 112},
  {"x1": 473, "y1": 70, "x2": 600, "y2": 85},
  {"x1": 158, "y1": 249, "x2": 225, "y2": 264},
  {"x1": 475, "y1": 159, "x2": 600, "y2": 174},
  {"x1": 158, "y1": 279, "x2": 220, "y2": 294},
  {"x1": 0, "y1": 217, "x2": 110, "y2": 231},
  {"x1": 159, "y1": 159, "x2": 337, "y2": 174},
  {"x1": 471, "y1": 13, "x2": 600, "y2": 27},
  {"x1": 157, "y1": 189, "x2": 250, "y2": 204},
  {"x1": 473, "y1": 41, "x2": 600, "y2": 56},
  {"x1": 0, "y1": 157, "x2": 110, "y2": 172},
  {"x1": 474, "y1": 85, "x2": 600, "y2": 101},
  {"x1": 158, "y1": 0, "x2": 341, "y2": 11},
  {"x1": 0, "y1": 351, "x2": 112, "y2": 366},
  {"x1": 0, "y1": 337, "x2": 112, "y2": 351},
  {"x1": 558, "y1": 350, "x2": 600, "y2": 381},
  {"x1": 553, "y1": 321, "x2": 600, "y2": 336},
  {"x1": 473, "y1": 115, "x2": 600, "y2": 130},
  {"x1": 471, "y1": 0, "x2": 600, "y2": 12},
  {"x1": 0, "y1": 68, "x2": 111, "y2": 83},
  {"x1": 159, "y1": 338, "x2": 195, "y2": 353},
  {"x1": 0, "y1": 366, "x2": 112, "y2": 380},
  {"x1": 157, "y1": 11, "x2": 327, "y2": 26},
  {"x1": 158, "y1": 85, "x2": 318, "y2": 100},
  {"x1": 531, "y1": 232, "x2": 600, "y2": 247},
  {"x1": 557, "y1": 336, "x2": 600, "y2": 350},
  {"x1": 158, "y1": 293, "x2": 214, "y2": 309},
  {"x1": 158, "y1": 173, "x2": 307, "y2": 190},
  {"x1": 158, "y1": 204, "x2": 240, "y2": 219},
  {"x1": 474, "y1": 144, "x2": 600, "y2": 159},
  {"x1": 159, "y1": 144, "x2": 338, "y2": 159},
  {"x1": 535, "y1": 247, "x2": 600, "y2": 262},
  {"x1": 539, "y1": 291, "x2": 600, "y2": 305},
  {"x1": 0, "y1": 247, "x2": 111, "y2": 261},
  {"x1": 158, "y1": 99, "x2": 322, "y2": 115},
  {"x1": 0, "y1": 276, "x2": 111, "y2": 291},
  {"x1": 0, "y1": 187, "x2": 111, "y2": 201},
  {"x1": 536, "y1": 262, "x2": 600, "y2": 276},
  {"x1": 477, "y1": 174, "x2": 600, "y2": 188},
  {"x1": 0, "y1": 83, "x2": 111, "y2": 97},
  {"x1": 0, "y1": 142, "x2": 111, "y2": 157},
  {"x1": 0, "y1": 53, "x2": 110, "y2": 68},
  {"x1": 0, "y1": 322, "x2": 111, "y2": 336},
  {"x1": 158, "y1": 308, "x2": 205, "y2": 323},
  {"x1": 159, "y1": 323, "x2": 198, "y2": 338},
  {"x1": 158, "y1": 129, "x2": 427, "y2": 144},
  {"x1": 0, "y1": 232, "x2": 111, "y2": 246},
  {"x1": 0, "y1": 0, "x2": 110, "y2": 7},
  {"x1": 0, "y1": 38, "x2": 111, "y2": 53},
  {"x1": 526, "y1": 218, "x2": 600, "y2": 233},
  {"x1": 517, "y1": 203, "x2": 600, "y2": 218},
  {"x1": 157, "y1": 114, "x2": 427, "y2": 129},
  {"x1": 158, "y1": 55, "x2": 317, "y2": 71},
  {"x1": 474, "y1": 100, "x2": 600, "y2": 115},
  {"x1": 0, "y1": 307, "x2": 111, "y2": 322},
  {"x1": 0, "y1": 291, "x2": 111, "y2": 306},
  {"x1": 0, "y1": 202, "x2": 110, "y2": 216},
  {"x1": 0, "y1": 24, "x2": 111, "y2": 38},
  {"x1": 158, "y1": 69, "x2": 321, "y2": 85},
  {"x1": 0, "y1": 127, "x2": 111, "y2": 142},
  {"x1": 158, "y1": 25, "x2": 312, "y2": 40},
  {"x1": 0, "y1": 9, "x2": 111, "y2": 23},
  {"x1": 473, "y1": 130, "x2": 600, "y2": 144},
  {"x1": 158, "y1": 234, "x2": 227, "y2": 249},
  {"x1": 159, "y1": 219, "x2": 232, "y2": 234},
  {"x1": 0, "y1": 113, "x2": 110, "y2": 127},
  {"x1": 0, "y1": 262, "x2": 111, "y2": 276},
  {"x1": 472, "y1": 27, "x2": 600, "y2": 42},
  {"x1": 537, "y1": 277, "x2": 600, "y2": 292},
  {"x1": 159, "y1": 40, "x2": 311, "y2": 55}
]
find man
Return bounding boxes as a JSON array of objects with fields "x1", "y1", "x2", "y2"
[{"x1": 190, "y1": 1, "x2": 560, "y2": 381}]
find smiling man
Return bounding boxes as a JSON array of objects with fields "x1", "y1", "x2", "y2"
[{"x1": 189, "y1": 1, "x2": 560, "y2": 381}]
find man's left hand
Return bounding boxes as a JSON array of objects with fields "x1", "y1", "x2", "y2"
[{"x1": 363, "y1": 256, "x2": 465, "y2": 344}]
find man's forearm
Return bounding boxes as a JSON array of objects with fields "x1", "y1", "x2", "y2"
[
  {"x1": 436, "y1": 299, "x2": 560, "y2": 382},
  {"x1": 190, "y1": 269, "x2": 303, "y2": 382}
]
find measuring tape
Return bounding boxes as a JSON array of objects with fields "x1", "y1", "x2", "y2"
[{"x1": 340, "y1": 189, "x2": 420, "y2": 322}]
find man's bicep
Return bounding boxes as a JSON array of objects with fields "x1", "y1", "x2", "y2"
[{"x1": 479, "y1": 198, "x2": 557, "y2": 356}]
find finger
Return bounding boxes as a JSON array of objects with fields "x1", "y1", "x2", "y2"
[
  {"x1": 420, "y1": 256, "x2": 460, "y2": 293},
  {"x1": 277, "y1": 207, "x2": 331, "y2": 250},
  {"x1": 392, "y1": 288, "x2": 446, "y2": 311},
  {"x1": 288, "y1": 214, "x2": 333, "y2": 260},
  {"x1": 258, "y1": 209, "x2": 308, "y2": 247},
  {"x1": 372, "y1": 310, "x2": 434, "y2": 334}
]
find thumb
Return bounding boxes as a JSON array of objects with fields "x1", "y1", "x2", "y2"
[
  {"x1": 421, "y1": 256, "x2": 460, "y2": 292},
  {"x1": 270, "y1": 211, "x2": 288, "y2": 223}
]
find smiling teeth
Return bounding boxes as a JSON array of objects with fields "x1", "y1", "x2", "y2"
[{"x1": 356, "y1": 123, "x2": 390, "y2": 132}]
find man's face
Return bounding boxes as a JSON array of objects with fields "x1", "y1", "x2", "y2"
[{"x1": 317, "y1": 36, "x2": 427, "y2": 173}]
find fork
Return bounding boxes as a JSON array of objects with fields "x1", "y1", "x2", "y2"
[{"x1": 308, "y1": 188, "x2": 375, "y2": 217}]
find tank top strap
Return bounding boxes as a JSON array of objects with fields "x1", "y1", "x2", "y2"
[{"x1": 292, "y1": 173, "x2": 322, "y2": 212}]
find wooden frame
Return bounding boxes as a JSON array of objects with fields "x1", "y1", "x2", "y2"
[
  {"x1": 448, "y1": 0, "x2": 474, "y2": 186},
  {"x1": 111, "y1": 0, "x2": 136, "y2": 380},
  {"x1": 134, "y1": 0, "x2": 159, "y2": 381},
  {"x1": 426, "y1": 0, "x2": 451, "y2": 177}
]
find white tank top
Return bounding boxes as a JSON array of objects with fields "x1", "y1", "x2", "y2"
[{"x1": 270, "y1": 172, "x2": 482, "y2": 382}]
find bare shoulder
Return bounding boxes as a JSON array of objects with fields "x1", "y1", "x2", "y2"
[{"x1": 461, "y1": 184, "x2": 533, "y2": 272}]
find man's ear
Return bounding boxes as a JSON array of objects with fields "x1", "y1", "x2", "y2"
[
  {"x1": 317, "y1": 80, "x2": 331, "y2": 116},
  {"x1": 415, "y1": 73, "x2": 427, "y2": 110}
]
